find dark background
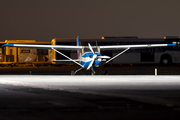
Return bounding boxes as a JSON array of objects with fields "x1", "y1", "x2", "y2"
[{"x1": 1, "y1": 0, "x2": 180, "y2": 41}]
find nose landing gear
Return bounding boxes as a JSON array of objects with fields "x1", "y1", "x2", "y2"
[{"x1": 91, "y1": 69, "x2": 96, "y2": 75}]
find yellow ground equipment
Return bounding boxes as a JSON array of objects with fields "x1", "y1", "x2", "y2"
[{"x1": 1, "y1": 40, "x2": 51, "y2": 66}]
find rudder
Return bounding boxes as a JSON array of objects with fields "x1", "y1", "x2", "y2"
[{"x1": 76, "y1": 36, "x2": 81, "y2": 59}]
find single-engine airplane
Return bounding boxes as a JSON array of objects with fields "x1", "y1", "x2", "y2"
[{"x1": 3, "y1": 36, "x2": 176, "y2": 75}]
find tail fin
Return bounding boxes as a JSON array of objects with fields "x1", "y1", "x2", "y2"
[{"x1": 76, "y1": 36, "x2": 81, "y2": 59}]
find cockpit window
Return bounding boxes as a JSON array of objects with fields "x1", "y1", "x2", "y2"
[{"x1": 89, "y1": 55, "x2": 93, "y2": 58}]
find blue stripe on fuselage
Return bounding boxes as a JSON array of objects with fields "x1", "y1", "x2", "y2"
[{"x1": 80, "y1": 61, "x2": 92, "y2": 68}]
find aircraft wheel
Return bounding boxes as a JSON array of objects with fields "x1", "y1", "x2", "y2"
[{"x1": 91, "y1": 71, "x2": 95, "y2": 75}]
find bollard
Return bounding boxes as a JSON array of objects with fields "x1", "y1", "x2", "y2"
[{"x1": 155, "y1": 68, "x2": 157, "y2": 76}]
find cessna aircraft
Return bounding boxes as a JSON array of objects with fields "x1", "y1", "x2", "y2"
[{"x1": 3, "y1": 36, "x2": 176, "y2": 75}]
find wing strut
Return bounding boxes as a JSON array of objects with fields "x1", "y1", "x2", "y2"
[
  {"x1": 52, "y1": 48, "x2": 84, "y2": 68},
  {"x1": 105, "y1": 47, "x2": 130, "y2": 64}
]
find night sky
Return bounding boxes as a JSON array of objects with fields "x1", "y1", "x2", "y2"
[{"x1": 1, "y1": 0, "x2": 180, "y2": 41}]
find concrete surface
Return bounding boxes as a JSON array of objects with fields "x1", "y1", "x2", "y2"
[{"x1": 0, "y1": 75, "x2": 180, "y2": 120}]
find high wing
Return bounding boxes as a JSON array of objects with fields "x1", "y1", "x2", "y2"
[
  {"x1": 3, "y1": 44, "x2": 83, "y2": 50},
  {"x1": 99, "y1": 44, "x2": 176, "y2": 50},
  {"x1": 4, "y1": 43, "x2": 176, "y2": 50},
  {"x1": 3, "y1": 44, "x2": 84, "y2": 67},
  {"x1": 99, "y1": 43, "x2": 176, "y2": 64}
]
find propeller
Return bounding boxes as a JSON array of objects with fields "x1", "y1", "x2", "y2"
[
  {"x1": 86, "y1": 43, "x2": 110, "y2": 70},
  {"x1": 87, "y1": 43, "x2": 97, "y2": 70},
  {"x1": 87, "y1": 54, "x2": 97, "y2": 70},
  {"x1": 88, "y1": 43, "x2": 95, "y2": 54}
]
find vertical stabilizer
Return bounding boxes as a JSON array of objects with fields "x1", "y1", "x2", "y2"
[{"x1": 76, "y1": 36, "x2": 81, "y2": 59}]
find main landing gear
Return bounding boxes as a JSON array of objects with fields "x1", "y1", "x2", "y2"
[
  {"x1": 91, "y1": 69, "x2": 95, "y2": 75},
  {"x1": 71, "y1": 68, "x2": 83, "y2": 75},
  {"x1": 71, "y1": 68, "x2": 96, "y2": 75},
  {"x1": 71, "y1": 68, "x2": 108, "y2": 75}
]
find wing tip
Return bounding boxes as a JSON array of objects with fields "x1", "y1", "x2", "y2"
[{"x1": 167, "y1": 44, "x2": 176, "y2": 46}]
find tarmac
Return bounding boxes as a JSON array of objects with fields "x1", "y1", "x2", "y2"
[
  {"x1": 0, "y1": 65, "x2": 180, "y2": 120},
  {"x1": 0, "y1": 64, "x2": 180, "y2": 75}
]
